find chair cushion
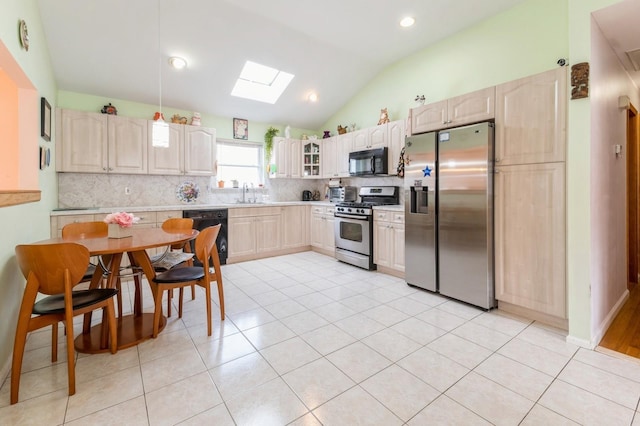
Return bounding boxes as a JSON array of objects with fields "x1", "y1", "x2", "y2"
[
  {"x1": 153, "y1": 266, "x2": 204, "y2": 284},
  {"x1": 150, "y1": 252, "x2": 195, "y2": 271},
  {"x1": 82, "y1": 263, "x2": 97, "y2": 281},
  {"x1": 32, "y1": 288, "x2": 119, "y2": 315}
]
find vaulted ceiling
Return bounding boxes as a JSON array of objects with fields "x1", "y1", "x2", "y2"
[{"x1": 37, "y1": 0, "x2": 530, "y2": 129}]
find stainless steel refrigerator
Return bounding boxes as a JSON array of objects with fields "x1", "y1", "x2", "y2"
[{"x1": 404, "y1": 121, "x2": 495, "y2": 310}]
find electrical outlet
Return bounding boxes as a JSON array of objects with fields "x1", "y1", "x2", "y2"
[{"x1": 125, "y1": 187, "x2": 131, "y2": 195}]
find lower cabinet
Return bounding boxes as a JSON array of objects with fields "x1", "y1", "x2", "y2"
[
  {"x1": 373, "y1": 209, "x2": 405, "y2": 275},
  {"x1": 310, "y1": 206, "x2": 335, "y2": 254},
  {"x1": 494, "y1": 162, "x2": 566, "y2": 320},
  {"x1": 228, "y1": 207, "x2": 282, "y2": 258},
  {"x1": 282, "y1": 205, "x2": 309, "y2": 249}
]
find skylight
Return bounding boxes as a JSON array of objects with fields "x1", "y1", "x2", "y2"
[{"x1": 231, "y1": 61, "x2": 294, "y2": 104}]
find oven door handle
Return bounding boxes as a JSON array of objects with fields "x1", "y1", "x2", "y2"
[{"x1": 335, "y1": 213, "x2": 369, "y2": 221}]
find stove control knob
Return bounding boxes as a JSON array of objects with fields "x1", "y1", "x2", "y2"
[
  {"x1": 358, "y1": 209, "x2": 364, "y2": 214},
  {"x1": 347, "y1": 208, "x2": 352, "y2": 213}
]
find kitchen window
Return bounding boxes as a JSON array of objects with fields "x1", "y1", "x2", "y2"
[{"x1": 216, "y1": 139, "x2": 264, "y2": 186}]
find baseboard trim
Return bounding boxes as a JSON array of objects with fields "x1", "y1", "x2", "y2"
[
  {"x1": 566, "y1": 334, "x2": 594, "y2": 349},
  {"x1": 375, "y1": 265, "x2": 404, "y2": 279},
  {"x1": 590, "y1": 288, "x2": 629, "y2": 348}
]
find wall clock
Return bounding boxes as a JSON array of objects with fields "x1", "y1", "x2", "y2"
[{"x1": 19, "y1": 19, "x2": 29, "y2": 51}]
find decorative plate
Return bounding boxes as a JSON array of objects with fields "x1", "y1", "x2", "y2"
[{"x1": 176, "y1": 181, "x2": 199, "y2": 203}]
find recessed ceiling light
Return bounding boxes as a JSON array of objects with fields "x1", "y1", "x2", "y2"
[
  {"x1": 231, "y1": 60, "x2": 295, "y2": 104},
  {"x1": 308, "y1": 92, "x2": 318, "y2": 102},
  {"x1": 169, "y1": 57, "x2": 187, "y2": 69},
  {"x1": 400, "y1": 16, "x2": 415, "y2": 28}
]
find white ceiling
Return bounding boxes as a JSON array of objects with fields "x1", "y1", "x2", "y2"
[
  {"x1": 36, "y1": 0, "x2": 530, "y2": 130},
  {"x1": 592, "y1": 0, "x2": 640, "y2": 88},
  {"x1": 36, "y1": 0, "x2": 640, "y2": 130}
]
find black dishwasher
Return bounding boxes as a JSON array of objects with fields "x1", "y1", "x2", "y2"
[{"x1": 183, "y1": 209, "x2": 228, "y2": 265}]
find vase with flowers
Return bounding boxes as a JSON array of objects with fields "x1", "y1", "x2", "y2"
[{"x1": 104, "y1": 212, "x2": 139, "y2": 238}]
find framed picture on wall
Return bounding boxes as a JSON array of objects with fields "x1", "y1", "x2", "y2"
[
  {"x1": 41, "y1": 97, "x2": 51, "y2": 141},
  {"x1": 233, "y1": 118, "x2": 248, "y2": 140}
]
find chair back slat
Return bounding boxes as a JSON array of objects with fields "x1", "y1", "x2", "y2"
[
  {"x1": 62, "y1": 221, "x2": 108, "y2": 239},
  {"x1": 15, "y1": 243, "x2": 90, "y2": 295},
  {"x1": 161, "y1": 218, "x2": 194, "y2": 232}
]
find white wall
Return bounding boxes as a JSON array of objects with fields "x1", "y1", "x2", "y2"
[{"x1": 589, "y1": 15, "x2": 640, "y2": 342}]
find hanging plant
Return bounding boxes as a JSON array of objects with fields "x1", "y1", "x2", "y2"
[{"x1": 264, "y1": 126, "x2": 279, "y2": 164}]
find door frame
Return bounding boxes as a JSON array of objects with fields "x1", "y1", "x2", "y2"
[{"x1": 627, "y1": 103, "x2": 639, "y2": 288}]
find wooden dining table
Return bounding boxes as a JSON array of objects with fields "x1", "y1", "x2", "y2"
[{"x1": 37, "y1": 227, "x2": 198, "y2": 353}]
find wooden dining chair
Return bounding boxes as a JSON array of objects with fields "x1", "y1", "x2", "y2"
[
  {"x1": 151, "y1": 224, "x2": 224, "y2": 337},
  {"x1": 149, "y1": 217, "x2": 195, "y2": 317},
  {"x1": 62, "y1": 221, "x2": 141, "y2": 317},
  {"x1": 11, "y1": 243, "x2": 118, "y2": 404}
]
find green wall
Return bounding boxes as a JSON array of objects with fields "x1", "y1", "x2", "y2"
[
  {"x1": 321, "y1": 0, "x2": 569, "y2": 132},
  {"x1": 0, "y1": 0, "x2": 58, "y2": 375}
]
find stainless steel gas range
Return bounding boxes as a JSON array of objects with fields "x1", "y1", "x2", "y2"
[{"x1": 334, "y1": 186, "x2": 400, "y2": 270}]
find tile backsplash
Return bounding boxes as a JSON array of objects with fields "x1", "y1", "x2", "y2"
[{"x1": 57, "y1": 173, "x2": 403, "y2": 208}]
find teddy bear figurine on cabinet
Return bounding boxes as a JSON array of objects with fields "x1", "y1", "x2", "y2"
[{"x1": 377, "y1": 108, "x2": 390, "y2": 125}]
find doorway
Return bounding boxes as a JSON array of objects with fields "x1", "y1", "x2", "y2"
[{"x1": 628, "y1": 103, "x2": 639, "y2": 288}]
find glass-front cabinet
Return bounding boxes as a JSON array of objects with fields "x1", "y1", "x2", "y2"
[{"x1": 303, "y1": 141, "x2": 321, "y2": 178}]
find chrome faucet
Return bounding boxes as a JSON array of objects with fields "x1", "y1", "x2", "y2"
[{"x1": 241, "y1": 183, "x2": 248, "y2": 203}]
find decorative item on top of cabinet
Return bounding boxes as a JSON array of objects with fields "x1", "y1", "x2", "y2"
[
  {"x1": 570, "y1": 62, "x2": 589, "y2": 100},
  {"x1": 171, "y1": 114, "x2": 188, "y2": 124},
  {"x1": 378, "y1": 108, "x2": 390, "y2": 125},
  {"x1": 323, "y1": 131, "x2": 331, "y2": 139},
  {"x1": 337, "y1": 125, "x2": 348, "y2": 135},
  {"x1": 190, "y1": 112, "x2": 201, "y2": 126},
  {"x1": 101, "y1": 103, "x2": 117, "y2": 115},
  {"x1": 415, "y1": 95, "x2": 425, "y2": 105}
]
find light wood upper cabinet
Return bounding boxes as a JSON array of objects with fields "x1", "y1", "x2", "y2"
[
  {"x1": 387, "y1": 120, "x2": 406, "y2": 176},
  {"x1": 410, "y1": 87, "x2": 495, "y2": 134},
  {"x1": 149, "y1": 123, "x2": 216, "y2": 176},
  {"x1": 57, "y1": 110, "x2": 108, "y2": 173},
  {"x1": 184, "y1": 126, "x2": 217, "y2": 175},
  {"x1": 495, "y1": 67, "x2": 567, "y2": 165},
  {"x1": 108, "y1": 116, "x2": 148, "y2": 174},
  {"x1": 351, "y1": 124, "x2": 388, "y2": 151},
  {"x1": 272, "y1": 137, "x2": 302, "y2": 178},
  {"x1": 57, "y1": 111, "x2": 148, "y2": 174},
  {"x1": 148, "y1": 123, "x2": 184, "y2": 175},
  {"x1": 494, "y1": 162, "x2": 566, "y2": 318},
  {"x1": 321, "y1": 136, "x2": 338, "y2": 178},
  {"x1": 336, "y1": 132, "x2": 353, "y2": 177}
]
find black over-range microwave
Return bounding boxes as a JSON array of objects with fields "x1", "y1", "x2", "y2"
[{"x1": 348, "y1": 147, "x2": 389, "y2": 176}]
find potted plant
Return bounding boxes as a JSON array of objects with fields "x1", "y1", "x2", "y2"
[{"x1": 264, "y1": 126, "x2": 279, "y2": 164}]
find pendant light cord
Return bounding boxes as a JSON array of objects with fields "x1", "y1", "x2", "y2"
[{"x1": 157, "y1": 0, "x2": 162, "y2": 117}]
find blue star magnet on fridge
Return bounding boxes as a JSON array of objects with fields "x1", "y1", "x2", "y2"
[{"x1": 422, "y1": 165, "x2": 432, "y2": 177}]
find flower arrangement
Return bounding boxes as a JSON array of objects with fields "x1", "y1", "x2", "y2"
[{"x1": 104, "y1": 212, "x2": 138, "y2": 228}]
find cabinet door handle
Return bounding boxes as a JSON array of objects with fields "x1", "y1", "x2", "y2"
[{"x1": 495, "y1": 158, "x2": 501, "y2": 163}]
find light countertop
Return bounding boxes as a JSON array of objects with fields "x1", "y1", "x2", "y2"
[{"x1": 50, "y1": 201, "x2": 336, "y2": 216}]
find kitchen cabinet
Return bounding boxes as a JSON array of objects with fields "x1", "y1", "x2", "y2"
[
  {"x1": 303, "y1": 141, "x2": 322, "y2": 178},
  {"x1": 494, "y1": 162, "x2": 565, "y2": 319},
  {"x1": 409, "y1": 86, "x2": 495, "y2": 134},
  {"x1": 322, "y1": 134, "x2": 353, "y2": 178},
  {"x1": 373, "y1": 209, "x2": 405, "y2": 276},
  {"x1": 310, "y1": 205, "x2": 335, "y2": 254},
  {"x1": 183, "y1": 125, "x2": 217, "y2": 175},
  {"x1": 282, "y1": 205, "x2": 309, "y2": 249},
  {"x1": 495, "y1": 67, "x2": 567, "y2": 165},
  {"x1": 351, "y1": 123, "x2": 388, "y2": 152},
  {"x1": 271, "y1": 137, "x2": 302, "y2": 178},
  {"x1": 57, "y1": 110, "x2": 147, "y2": 174},
  {"x1": 228, "y1": 207, "x2": 282, "y2": 259},
  {"x1": 387, "y1": 120, "x2": 406, "y2": 176}
]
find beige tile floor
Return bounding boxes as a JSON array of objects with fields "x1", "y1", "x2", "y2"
[{"x1": 2, "y1": 251, "x2": 640, "y2": 425}]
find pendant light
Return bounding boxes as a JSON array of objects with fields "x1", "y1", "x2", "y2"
[{"x1": 152, "y1": 0, "x2": 169, "y2": 148}]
